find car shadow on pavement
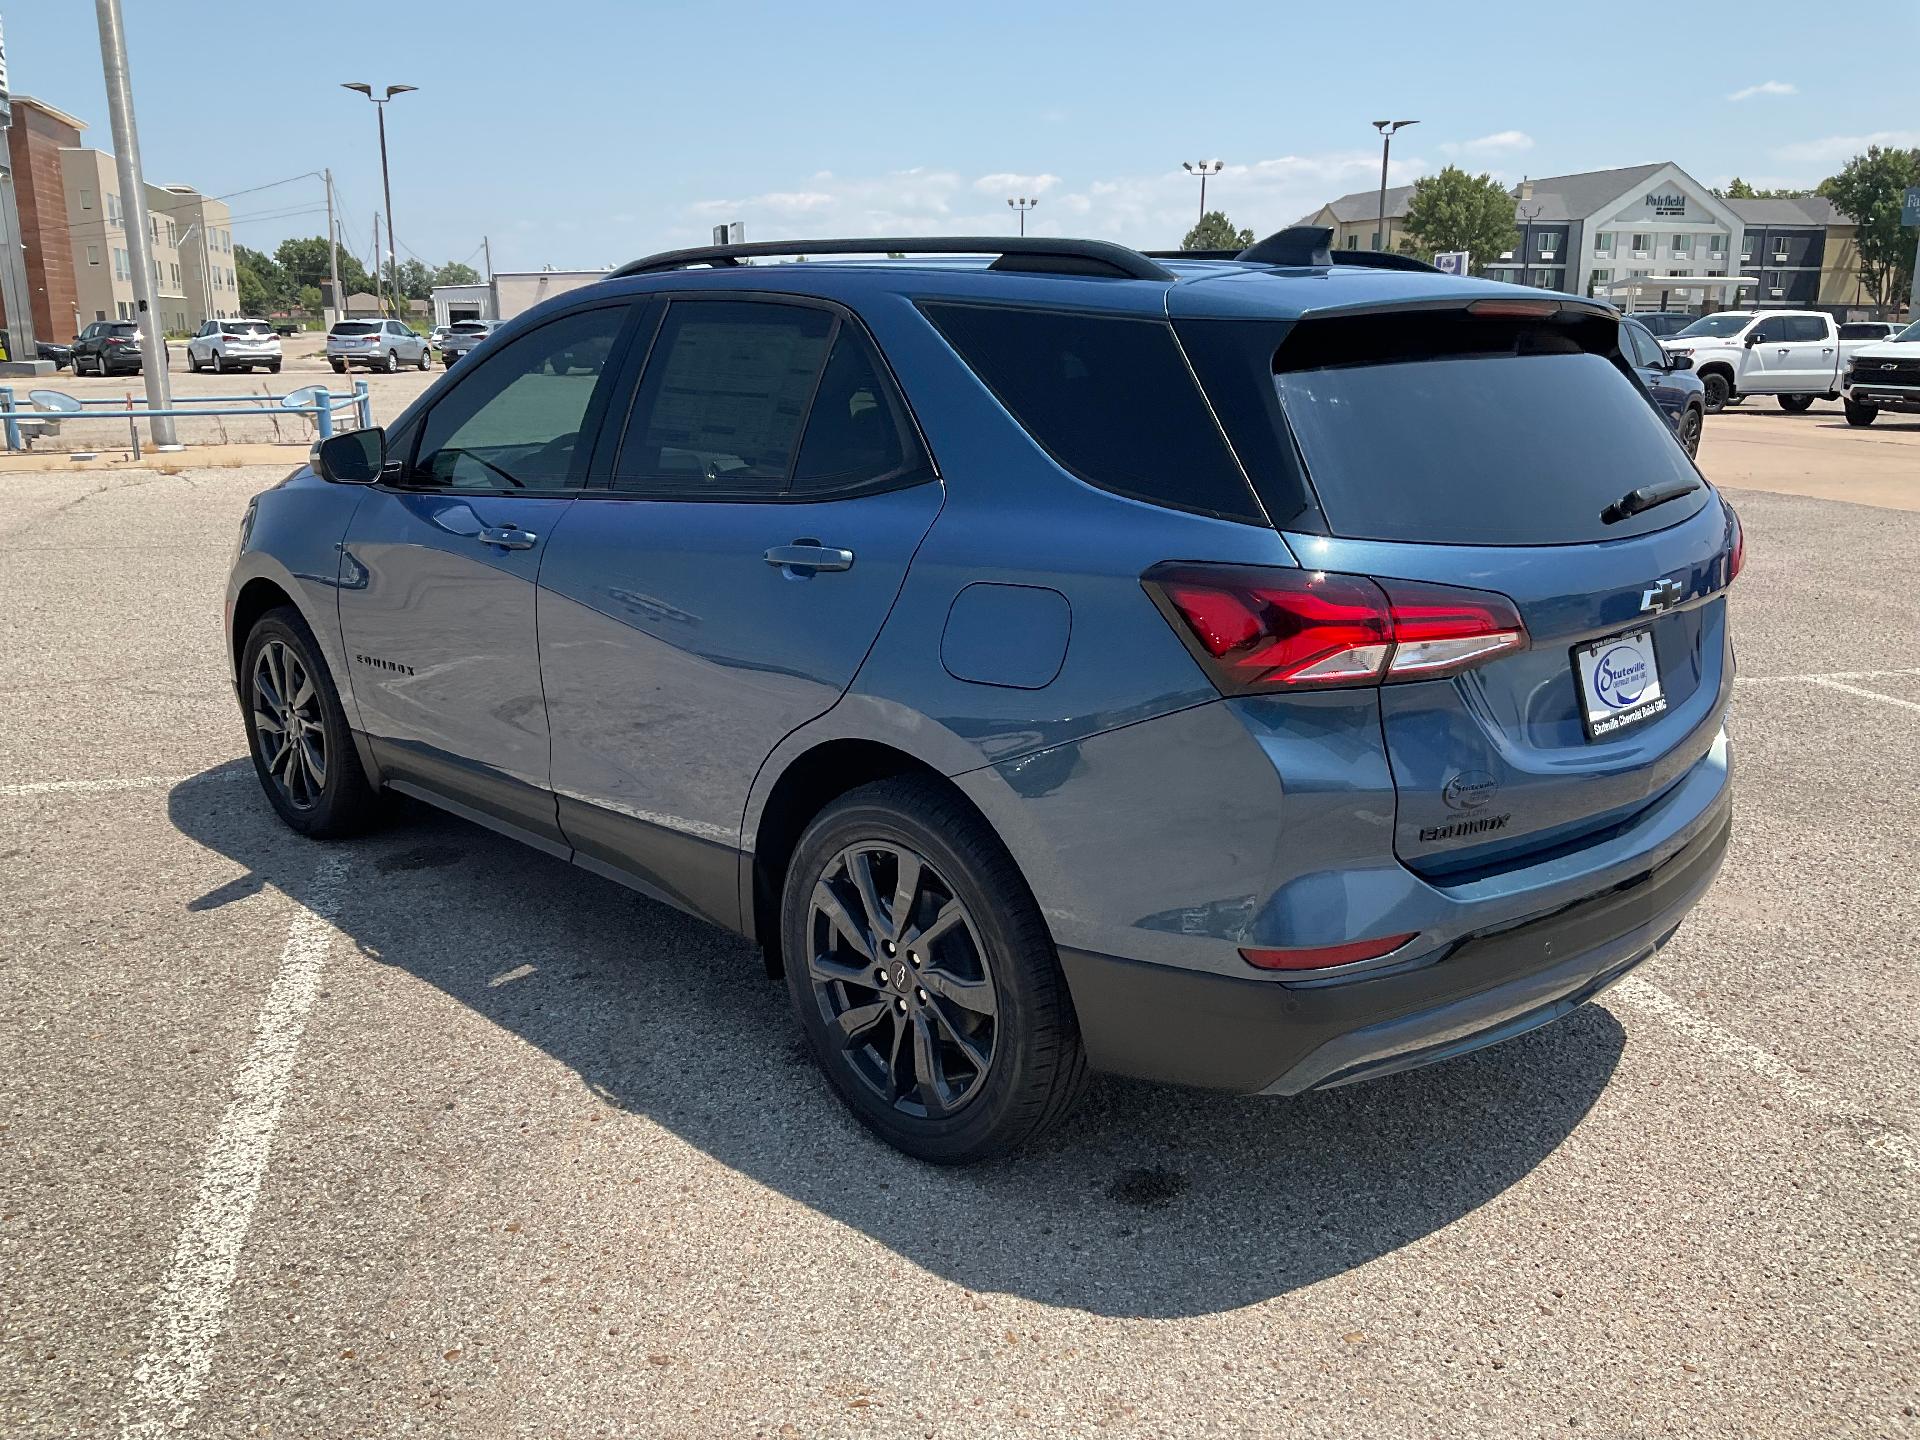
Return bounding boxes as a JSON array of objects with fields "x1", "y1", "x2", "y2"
[{"x1": 170, "y1": 761, "x2": 1625, "y2": 1320}]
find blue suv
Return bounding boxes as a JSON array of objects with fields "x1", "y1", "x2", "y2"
[{"x1": 226, "y1": 229, "x2": 1738, "y2": 1163}]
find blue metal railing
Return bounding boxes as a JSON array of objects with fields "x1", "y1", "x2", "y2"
[{"x1": 0, "y1": 380, "x2": 373, "y2": 453}]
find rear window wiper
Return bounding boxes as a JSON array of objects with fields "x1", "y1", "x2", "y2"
[{"x1": 1601, "y1": 477, "x2": 1699, "y2": 525}]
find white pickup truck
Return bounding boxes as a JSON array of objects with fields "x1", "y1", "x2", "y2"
[
  {"x1": 1840, "y1": 319, "x2": 1920, "y2": 427},
  {"x1": 1658, "y1": 310, "x2": 1884, "y2": 414}
]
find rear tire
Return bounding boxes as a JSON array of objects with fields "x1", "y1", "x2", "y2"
[
  {"x1": 329, "y1": 358, "x2": 346, "y2": 374},
  {"x1": 1701, "y1": 372, "x2": 1731, "y2": 413},
  {"x1": 1679, "y1": 404, "x2": 1702, "y2": 458},
  {"x1": 239, "y1": 606, "x2": 381, "y2": 840},
  {"x1": 1777, "y1": 394, "x2": 1815, "y2": 413},
  {"x1": 210, "y1": 350, "x2": 224, "y2": 375},
  {"x1": 1844, "y1": 400, "x2": 1879, "y2": 427},
  {"x1": 780, "y1": 777, "x2": 1089, "y2": 1164},
  {"x1": 384, "y1": 349, "x2": 399, "y2": 373},
  {"x1": 268, "y1": 361, "x2": 282, "y2": 374}
]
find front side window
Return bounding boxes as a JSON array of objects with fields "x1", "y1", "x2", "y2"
[
  {"x1": 612, "y1": 301, "x2": 834, "y2": 497},
  {"x1": 412, "y1": 304, "x2": 630, "y2": 493}
]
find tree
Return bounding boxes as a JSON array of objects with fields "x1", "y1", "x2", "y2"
[
  {"x1": 1714, "y1": 177, "x2": 1812, "y2": 200},
  {"x1": 1181, "y1": 211, "x2": 1254, "y2": 251},
  {"x1": 432, "y1": 261, "x2": 481, "y2": 288},
  {"x1": 1403, "y1": 166, "x2": 1520, "y2": 275},
  {"x1": 234, "y1": 244, "x2": 286, "y2": 315},
  {"x1": 273, "y1": 236, "x2": 372, "y2": 301},
  {"x1": 395, "y1": 258, "x2": 434, "y2": 300},
  {"x1": 296, "y1": 285, "x2": 322, "y2": 318},
  {"x1": 1817, "y1": 146, "x2": 1920, "y2": 308}
]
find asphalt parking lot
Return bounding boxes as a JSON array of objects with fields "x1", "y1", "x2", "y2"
[{"x1": 2, "y1": 418, "x2": 1916, "y2": 1438}]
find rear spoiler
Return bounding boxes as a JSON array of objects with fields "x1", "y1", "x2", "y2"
[{"x1": 1146, "y1": 226, "x2": 1442, "y2": 273}]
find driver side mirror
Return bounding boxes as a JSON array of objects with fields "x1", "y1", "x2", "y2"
[
  {"x1": 311, "y1": 426, "x2": 386, "y2": 485},
  {"x1": 1746, "y1": 330, "x2": 1767, "y2": 347},
  {"x1": 1664, "y1": 352, "x2": 1693, "y2": 372}
]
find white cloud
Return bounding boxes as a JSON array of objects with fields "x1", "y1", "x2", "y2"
[
  {"x1": 678, "y1": 150, "x2": 1425, "y2": 252},
  {"x1": 1727, "y1": 80, "x2": 1796, "y2": 102},
  {"x1": 1439, "y1": 130, "x2": 1535, "y2": 158},
  {"x1": 1769, "y1": 129, "x2": 1920, "y2": 168}
]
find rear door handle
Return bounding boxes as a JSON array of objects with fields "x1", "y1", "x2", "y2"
[
  {"x1": 765, "y1": 542, "x2": 854, "y2": 573},
  {"x1": 478, "y1": 525, "x2": 538, "y2": 550}
]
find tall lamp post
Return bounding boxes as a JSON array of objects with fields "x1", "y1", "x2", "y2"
[
  {"x1": 1370, "y1": 120, "x2": 1417, "y2": 251},
  {"x1": 1007, "y1": 196, "x2": 1039, "y2": 236},
  {"x1": 1517, "y1": 202, "x2": 1542, "y2": 286},
  {"x1": 342, "y1": 82, "x2": 416, "y2": 315},
  {"x1": 1182, "y1": 159, "x2": 1223, "y2": 226}
]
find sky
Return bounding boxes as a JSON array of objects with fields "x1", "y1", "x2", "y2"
[{"x1": 7, "y1": 1, "x2": 1916, "y2": 277}]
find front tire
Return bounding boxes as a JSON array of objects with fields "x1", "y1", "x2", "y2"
[
  {"x1": 187, "y1": 348, "x2": 202, "y2": 373},
  {"x1": 1777, "y1": 394, "x2": 1815, "y2": 413},
  {"x1": 1701, "y1": 372, "x2": 1731, "y2": 413},
  {"x1": 781, "y1": 777, "x2": 1088, "y2": 1164},
  {"x1": 240, "y1": 607, "x2": 380, "y2": 839},
  {"x1": 1844, "y1": 399, "x2": 1879, "y2": 427}
]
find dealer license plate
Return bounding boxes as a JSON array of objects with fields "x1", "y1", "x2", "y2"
[{"x1": 1575, "y1": 629, "x2": 1667, "y2": 741}]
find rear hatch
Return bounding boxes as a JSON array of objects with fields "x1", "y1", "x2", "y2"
[{"x1": 1176, "y1": 297, "x2": 1738, "y2": 877}]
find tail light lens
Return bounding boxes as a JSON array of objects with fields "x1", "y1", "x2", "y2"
[
  {"x1": 1725, "y1": 506, "x2": 1744, "y2": 586},
  {"x1": 1144, "y1": 562, "x2": 1527, "y2": 694},
  {"x1": 1241, "y1": 932, "x2": 1419, "y2": 971}
]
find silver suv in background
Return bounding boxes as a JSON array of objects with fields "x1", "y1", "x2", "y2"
[
  {"x1": 438, "y1": 318, "x2": 497, "y2": 367},
  {"x1": 186, "y1": 318, "x2": 282, "y2": 374},
  {"x1": 327, "y1": 319, "x2": 431, "y2": 374}
]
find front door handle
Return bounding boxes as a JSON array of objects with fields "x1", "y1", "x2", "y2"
[
  {"x1": 765, "y1": 542, "x2": 854, "y2": 573},
  {"x1": 478, "y1": 525, "x2": 538, "y2": 550}
]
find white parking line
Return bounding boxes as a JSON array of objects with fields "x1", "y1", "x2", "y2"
[
  {"x1": 118, "y1": 854, "x2": 348, "y2": 1439},
  {"x1": 1733, "y1": 665, "x2": 1920, "y2": 685},
  {"x1": 1804, "y1": 677, "x2": 1920, "y2": 715},
  {"x1": 1, "y1": 774, "x2": 194, "y2": 797},
  {"x1": 1610, "y1": 975, "x2": 1916, "y2": 1175}
]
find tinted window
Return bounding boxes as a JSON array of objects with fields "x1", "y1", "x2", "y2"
[
  {"x1": 1783, "y1": 315, "x2": 1828, "y2": 342},
  {"x1": 412, "y1": 305, "x2": 629, "y2": 492},
  {"x1": 1674, "y1": 314, "x2": 1752, "y2": 339},
  {"x1": 613, "y1": 301, "x2": 832, "y2": 496},
  {"x1": 333, "y1": 322, "x2": 378, "y2": 336},
  {"x1": 790, "y1": 328, "x2": 918, "y2": 494},
  {"x1": 1275, "y1": 347, "x2": 1705, "y2": 545},
  {"x1": 1838, "y1": 322, "x2": 1885, "y2": 340},
  {"x1": 107, "y1": 323, "x2": 138, "y2": 336},
  {"x1": 1621, "y1": 321, "x2": 1661, "y2": 368},
  {"x1": 923, "y1": 303, "x2": 1263, "y2": 523}
]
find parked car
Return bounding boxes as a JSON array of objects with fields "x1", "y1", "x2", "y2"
[
  {"x1": 1659, "y1": 309, "x2": 1882, "y2": 413},
  {"x1": 228, "y1": 230, "x2": 1739, "y2": 1163},
  {"x1": 271, "y1": 322, "x2": 301, "y2": 337},
  {"x1": 327, "y1": 319, "x2": 431, "y2": 373},
  {"x1": 186, "y1": 318, "x2": 283, "y2": 374},
  {"x1": 428, "y1": 325, "x2": 450, "y2": 350},
  {"x1": 438, "y1": 318, "x2": 498, "y2": 366},
  {"x1": 1626, "y1": 311, "x2": 1694, "y2": 338},
  {"x1": 71, "y1": 320, "x2": 169, "y2": 376},
  {"x1": 1837, "y1": 320, "x2": 1905, "y2": 344},
  {"x1": 36, "y1": 339, "x2": 72, "y2": 369},
  {"x1": 1839, "y1": 317, "x2": 1920, "y2": 426},
  {"x1": 1621, "y1": 316, "x2": 1705, "y2": 456}
]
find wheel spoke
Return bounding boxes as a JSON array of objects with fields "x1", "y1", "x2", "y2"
[
  {"x1": 927, "y1": 1001, "x2": 991, "y2": 1073},
  {"x1": 906, "y1": 899, "x2": 966, "y2": 951},
  {"x1": 812, "y1": 883, "x2": 874, "y2": 962},
  {"x1": 919, "y1": 966, "x2": 996, "y2": 1017},
  {"x1": 885, "y1": 1009, "x2": 909, "y2": 1096},
  {"x1": 888, "y1": 852, "x2": 922, "y2": 940},
  {"x1": 298, "y1": 734, "x2": 326, "y2": 790},
  {"x1": 909, "y1": 1011, "x2": 950, "y2": 1115},
  {"x1": 262, "y1": 644, "x2": 285, "y2": 708},
  {"x1": 847, "y1": 851, "x2": 888, "y2": 942},
  {"x1": 289, "y1": 663, "x2": 315, "y2": 713},
  {"x1": 807, "y1": 948, "x2": 876, "y2": 989},
  {"x1": 252, "y1": 708, "x2": 285, "y2": 737},
  {"x1": 832, "y1": 999, "x2": 890, "y2": 1049}
]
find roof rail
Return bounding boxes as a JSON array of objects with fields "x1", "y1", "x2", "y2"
[
  {"x1": 1146, "y1": 231, "x2": 1442, "y2": 274},
  {"x1": 610, "y1": 236, "x2": 1175, "y2": 282}
]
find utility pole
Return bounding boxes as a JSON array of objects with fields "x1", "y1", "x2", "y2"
[
  {"x1": 93, "y1": 0, "x2": 175, "y2": 445},
  {"x1": 1371, "y1": 119, "x2": 1418, "y2": 252},
  {"x1": 482, "y1": 234, "x2": 491, "y2": 281},
  {"x1": 324, "y1": 167, "x2": 342, "y2": 326}
]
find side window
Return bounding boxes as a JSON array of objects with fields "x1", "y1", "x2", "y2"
[
  {"x1": 790, "y1": 326, "x2": 922, "y2": 494},
  {"x1": 1625, "y1": 324, "x2": 1661, "y2": 369},
  {"x1": 411, "y1": 304, "x2": 630, "y2": 493},
  {"x1": 612, "y1": 300, "x2": 833, "y2": 497}
]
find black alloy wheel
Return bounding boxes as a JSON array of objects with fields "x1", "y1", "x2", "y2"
[
  {"x1": 1777, "y1": 394, "x2": 1815, "y2": 413},
  {"x1": 1701, "y1": 372, "x2": 1731, "y2": 413},
  {"x1": 1679, "y1": 405, "x2": 1702, "y2": 457}
]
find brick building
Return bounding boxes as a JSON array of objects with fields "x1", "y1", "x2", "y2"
[{"x1": 1, "y1": 95, "x2": 85, "y2": 343}]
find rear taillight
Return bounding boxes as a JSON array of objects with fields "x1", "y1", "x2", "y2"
[
  {"x1": 1241, "y1": 932, "x2": 1419, "y2": 971},
  {"x1": 1725, "y1": 506, "x2": 1744, "y2": 585},
  {"x1": 1143, "y1": 563, "x2": 1527, "y2": 694}
]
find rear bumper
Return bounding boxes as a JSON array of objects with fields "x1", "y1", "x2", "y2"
[{"x1": 1061, "y1": 795, "x2": 1730, "y2": 1095}]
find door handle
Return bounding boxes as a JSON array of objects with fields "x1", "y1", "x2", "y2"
[
  {"x1": 765, "y1": 542, "x2": 854, "y2": 573},
  {"x1": 477, "y1": 525, "x2": 538, "y2": 550}
]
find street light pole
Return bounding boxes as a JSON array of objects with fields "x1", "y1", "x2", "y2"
[
  {"x1": 1182, "y1": 160, "x2": 1223, "y2": 226},
  {"x1": 342, "y1": 82, "x2": 416, "y2": 315},
  {"x1": 1371, "y1": 120, "x2": 1418, "y2": 252},
  {"x1": 93, "y1": 0, "x2": 175, "y2": 445},
  {"x1": 1006, "y1": 196, "x2": 1039, "y2": 236}
]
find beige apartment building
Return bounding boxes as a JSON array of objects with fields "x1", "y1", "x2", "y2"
[{"x1": 58, "y1": 147, "x2": 237, "y2": 336}]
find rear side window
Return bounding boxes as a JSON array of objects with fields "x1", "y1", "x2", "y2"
[
  {"x1": 1777, "y1": 315, "x2": 1827, "y2": 342},
  {"x1": 1838, "y1": 322, "x2": 1884, "y2": 340},
  {"x1": 921, "y1": 303, "x2": 1264, "y2": 524},
  {"x1": 1268, "y1": 311, "x2": 1707, "y2": 545}
]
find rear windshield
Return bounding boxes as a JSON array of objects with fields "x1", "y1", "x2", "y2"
[
  {"x1": 1268, "y1": 314, "x2": 1706, "y2": 544},
  {"x1": 107, "y1": 323, "x2": 139, "y2": 335},
  {"x1": 920, "y1": 302, "x2": 1265, "y2": 523},
  {"x1": 332, "y1": 322, "x2": 379, "y2": 336},
  {"x1": 224, "y1": 320, "x2": 272, "y2": 335},
  {"x1": 450, "y1": 322, "x2": 489, "y2": 333}
]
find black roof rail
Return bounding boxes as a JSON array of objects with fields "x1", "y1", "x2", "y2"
[{"x1": 609, "y1": 236, "x2": 1175, "y2": 281}]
